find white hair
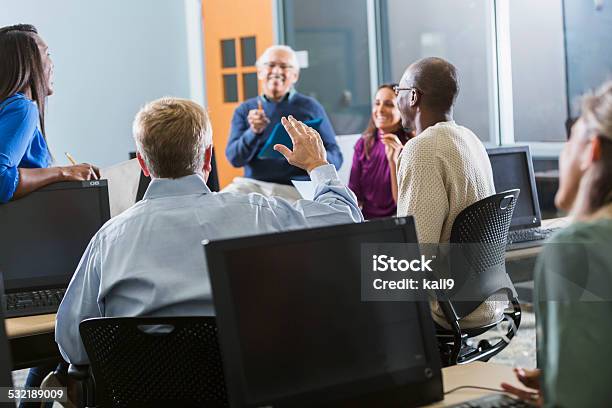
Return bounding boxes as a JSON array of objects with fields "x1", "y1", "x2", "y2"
[{"x1": 256, "y1": 45, "x2": 300, "y2": 72}]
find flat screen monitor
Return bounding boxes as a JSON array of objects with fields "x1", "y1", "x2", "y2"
[
  {"x1": 0, "y1": 273, "x2": 13, "y2": 387},
  {"x1": 487, "y1": 146, "x2": 542, "y2": 229},
  {"x1": 204, "y1": 217, "x2": 443, "y2": 407},
  {"x1": 0, "y1": 181, "x2": 110, "y2": 292}
]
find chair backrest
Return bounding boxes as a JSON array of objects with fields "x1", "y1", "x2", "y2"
[
  {"x1": 447, "y1": 189, "x2": 520, "y2": 318},
  {"x1": 79, "y1": 316, "x2": 228, "y2": 407}
]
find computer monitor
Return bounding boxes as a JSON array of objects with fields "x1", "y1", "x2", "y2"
[
  {"x1": 204, "y1": 217, "x2": 443, "y2": 407},
  {"x1": 0, "y1": 272, "x2": 14, "y2": 387},
  {"x1": 130, "y1": 147, "x2": 220, "y2": 195},
  {"x1": 0, "y1": 181, "x2": 110, "y2": 293},
  {"x1": 487, "y1": 146, "x2": 542, "y2": 230}
]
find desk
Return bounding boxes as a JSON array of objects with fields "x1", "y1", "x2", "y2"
[
  {"x1": 4, "y1": 218, "x2": 569, "y2": 371},
  {"x1": 5, "y1": 314, "x2": 59, "y2": 370},
  {"x1": 428, "y1": 362, "x2": 523, "y2": 407}
]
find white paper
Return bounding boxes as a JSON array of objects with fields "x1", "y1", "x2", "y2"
[
  {"x1": 291, "y1": 180, "x2": 316, "y2": 201},
  {"x1": 100, "y1": 159, "x2": 142, "y2": 217},
  {"x1": 296, "y1": 50, "x2": 309, "y2": 69}
]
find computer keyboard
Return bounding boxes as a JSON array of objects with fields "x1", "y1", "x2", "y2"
[
  {"x1": 506, "y1": 227, "x2": 558, "y2": 250},
  {"x1": 448, "y1": 394, "x2": 535, "y2": 407},
  {"x1": 4, "y1": 288, "x2": 66, "y2": 318}
]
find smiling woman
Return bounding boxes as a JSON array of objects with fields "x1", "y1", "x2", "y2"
[
  {"x1": 0, "y1": 24, "x2": 99, "y2": 204},
  {"x1": 349, "y1": 83, "x2": 413, "y2": 219}
]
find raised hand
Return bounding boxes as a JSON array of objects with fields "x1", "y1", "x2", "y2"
[
  {"x1": 381, "y1": 133, "x2": 403, "y2": 164},
  {"x1": 274, "y1": 115, "x2": 329, "y2": 172}
]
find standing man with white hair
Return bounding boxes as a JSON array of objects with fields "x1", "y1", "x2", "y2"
[{"x1": 225, "y1": 45, "x2": 343, "y2": 200}]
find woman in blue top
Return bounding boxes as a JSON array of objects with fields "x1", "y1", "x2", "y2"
[
  {"x1": 1, "y1": 24, "x2": 101, "y2": 407},
  {"x1": 0, "y1": 24, "x2": 99, "y2": 204}
]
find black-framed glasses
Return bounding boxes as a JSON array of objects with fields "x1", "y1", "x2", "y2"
[
  {"x1": 263, "y1": 62, "x2": 295, "y2": 71},
  {"x1": 393, "y1": 85, "x2": 423, "y2": 97}
]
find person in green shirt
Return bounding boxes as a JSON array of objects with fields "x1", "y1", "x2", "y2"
[{"x1": 502, "y1": 80, "x2": 612, "y2": 407}]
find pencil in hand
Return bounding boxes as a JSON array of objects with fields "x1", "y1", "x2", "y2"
[
  {"x1": 65, "y1": 152, "x2": 99, "y2": 180},
  {"x1": 65, "y1": 152, "x2": 77, "y2": 165}
]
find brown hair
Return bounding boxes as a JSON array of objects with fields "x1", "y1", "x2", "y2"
[
  {"x1": 0, "y1": 24, "x2": 48, "y2": 138},
  {"x1": 581, "y1": 80, "x2": 612, "y2": 213},
  {"x1": 133, "y1": 97, "x2": 212, "y2": 179},
  {"x1": 362, "y1": 83, "x2": 411, "y2": 158}
]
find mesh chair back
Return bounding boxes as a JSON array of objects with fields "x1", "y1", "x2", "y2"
[
  {"x1": 448, "y1": 189, "x2": 520, "y2": 318},
  {"x1": 79, "y1": 316, "x2": 228, "y2": 407}
]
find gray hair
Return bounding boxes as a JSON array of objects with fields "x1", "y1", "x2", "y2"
[{"x1": 256, "y1": 45, "x2": 300, "y2": 72}]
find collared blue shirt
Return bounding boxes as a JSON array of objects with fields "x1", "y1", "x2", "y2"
[
  {"x1": 55, "y1": 165, "x2": 363, "y2": 364},
  {"x1": 0, "y1": 93, "x2": 49, "y2": 203}
]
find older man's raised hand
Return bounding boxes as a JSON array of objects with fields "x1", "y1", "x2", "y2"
[{"x1": 274, "y1": 115, "x2": 329, "y2": 173}]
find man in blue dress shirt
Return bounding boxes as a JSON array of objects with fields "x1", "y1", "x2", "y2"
[
  {"x1": 55, "y1": 97, "x2": 362, "y2": 365},
  {"x1": 224, "y1": 45, "x2": 343, "y2": 200}
]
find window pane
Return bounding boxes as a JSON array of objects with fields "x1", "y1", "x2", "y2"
[
  {"x1": 564, "y1": 0, "x2": 612, "y2": 118},
  {"x1": 242, "y1": 72, "x2": 259, "y2": 99},
  {"x1": 283, "y1": 0, "x2": 371, "y2": 135},
  {"x1": 221, "y1": 39, "x2": 237, "y2": 68},
  {"x1": 509, "y1": 0, "x2": 567, "y2": 142},
  {"x1": 241, "y1": 36, "x2": 257, "y2": 66},
  {"x1": 223, "y1": 74, "x2": 238, "y2": 102},
  {"x1": 380, "y1": 0, "x2": 496, "y2": 143}
]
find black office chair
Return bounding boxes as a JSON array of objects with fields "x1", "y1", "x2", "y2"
[
  {"x1": 72, "y1": 316, "x2": 228, "y2": 407},
  {"x1": 436, "y1": 189, "x2": 522, "y2": 366}
]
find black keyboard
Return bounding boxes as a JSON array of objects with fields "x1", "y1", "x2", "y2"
[
  {"x1": 506, "y1": 227, "x2": 557, "y2": 250},
  {"x1": 4, "y1": 288, "x2": 66, "y2": 317},
  {"x1": 448, "y1": 394, "x2": 535, "y2": 407}
]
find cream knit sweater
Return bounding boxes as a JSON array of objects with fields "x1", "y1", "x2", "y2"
[{"x1": 397, "y1": 121, "x2": 505, "y2": 328}]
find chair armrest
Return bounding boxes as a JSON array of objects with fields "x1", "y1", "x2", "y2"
[{"x1": 67, "y1": 364, "x2": 91, "y2": 381}]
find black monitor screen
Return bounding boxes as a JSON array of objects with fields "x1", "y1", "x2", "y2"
[
  {"x1": 206, "y1": 217, "x2": 442, "y2": 407},
  {"x1": 0, "y1": 181, "x2": 110, "y2": 292},
  {"x1": 488, "y1": 148, "x2": 541, "y2": 229},
  {"x1": 0, "y1": 275, "x2": 13, "y2": 386}
]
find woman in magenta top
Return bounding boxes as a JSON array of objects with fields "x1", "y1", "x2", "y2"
[{"x1": 349, "y1": 84, "x2": 413, "y2": 219}]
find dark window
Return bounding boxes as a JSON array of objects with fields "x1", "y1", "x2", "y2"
[
  {"x1": 242, "y1": 73, "x2": 259, "y2": 100},
  {"x1": 379, "y1": 0, "x2": 494, "y2": 142},
  {"x1": 241, "y1": 36, "x2": 257, "y2": 66},
  {"x1": 221, "y1": 39, "x2": 237, "y2": 68},
  {"x1": 223, "y1": 74, "x2": 239, "y2": 102},
  {"x1": 282, "y1": 0, "x2": 371, "y2": 134}
]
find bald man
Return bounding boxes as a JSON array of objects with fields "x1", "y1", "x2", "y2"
[{"x1": 394, "y1": 57, "x2": 501, "y2": 329}]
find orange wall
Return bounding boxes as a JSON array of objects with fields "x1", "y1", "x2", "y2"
[{"x1": 202, "y1": 0, "x2": 275, "y2": 187}]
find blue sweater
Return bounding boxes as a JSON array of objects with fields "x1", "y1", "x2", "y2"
[
  {"x1": 0, "y1": 93, "x2": 49, "y2": 203},
  {"x1": 226, "y1": 92, "x2": 342, "y2": 184}
]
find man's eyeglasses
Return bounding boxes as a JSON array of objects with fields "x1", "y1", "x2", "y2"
[
  {"x1": 393, "y1": 85, "x2": 423, "y2": 97},
  {"x1": 263, "y1": 62, "x2": 294, "y2": 71}
]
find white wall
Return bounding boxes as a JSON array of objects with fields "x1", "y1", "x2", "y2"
[{"x1": 1, "y1": 0, "x2": 205, "y2": 167}]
